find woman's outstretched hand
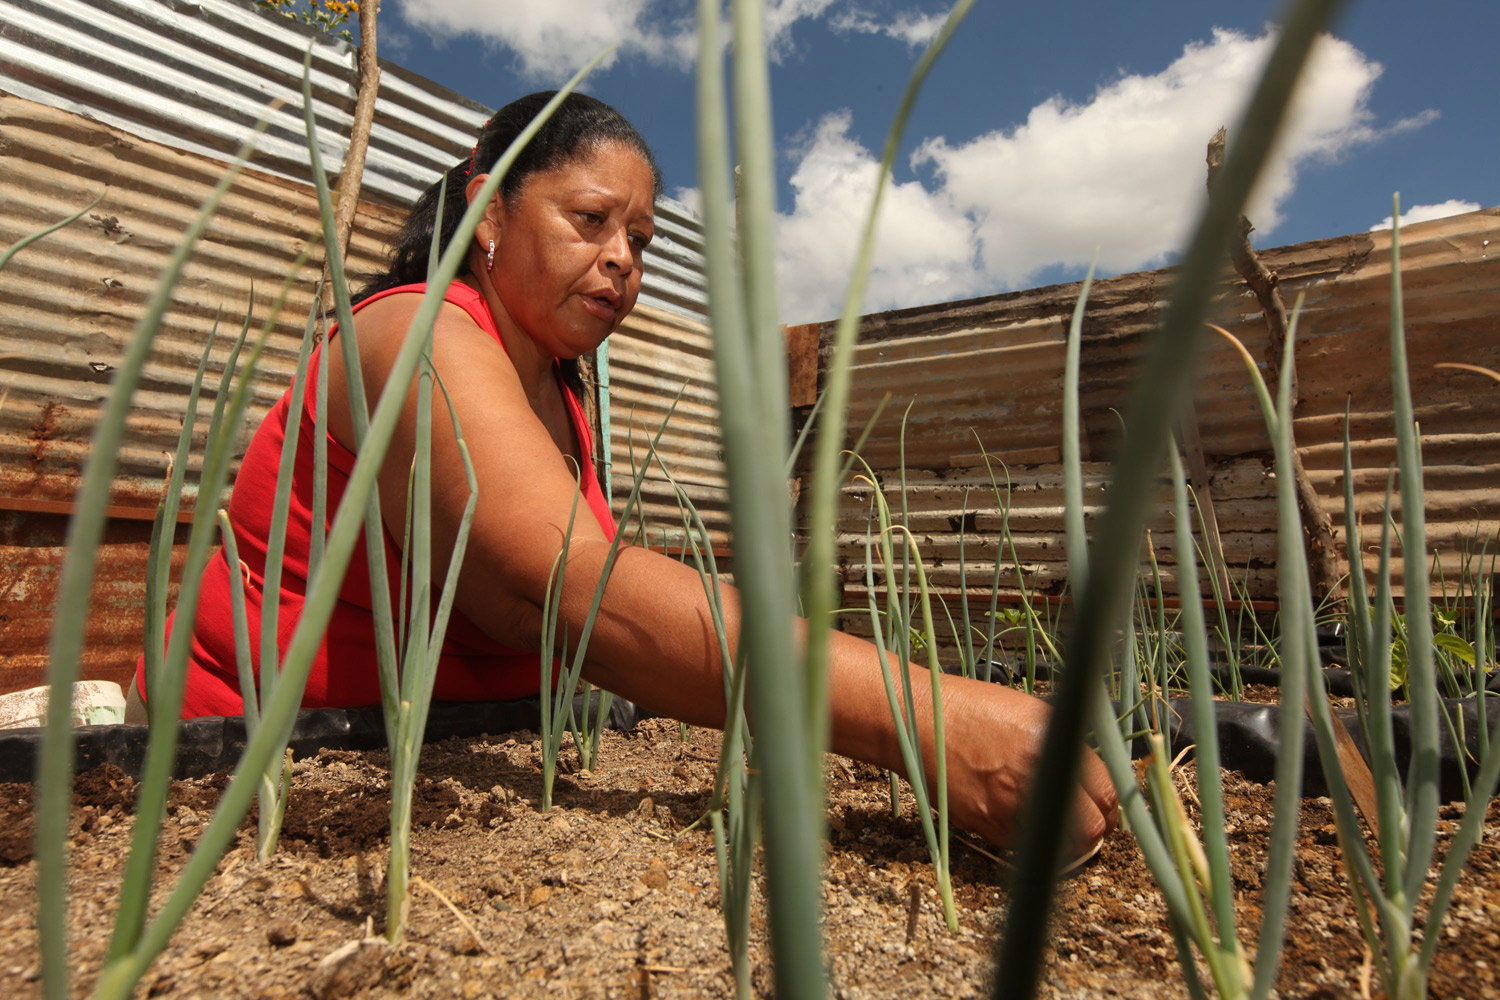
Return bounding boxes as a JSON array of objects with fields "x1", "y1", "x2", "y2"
[
  {"x1": 826, "y1": 632, "x2": 1119, "y2": 863},
  {"x1": 935, "y1": 677, "x2": 1120, "y2": 860}
]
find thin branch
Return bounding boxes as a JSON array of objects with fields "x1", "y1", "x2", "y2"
[
  {"x1": 1207, "y1": 127, "x2": 1341, "y2": 601},
  {"x1": 331, "y1": 0, "x2": 381, "y2": 262}
]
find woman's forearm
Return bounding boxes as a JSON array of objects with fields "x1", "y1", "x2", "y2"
[{"x1": 560, "y1": 537, "x2": 946, "y2": 776}]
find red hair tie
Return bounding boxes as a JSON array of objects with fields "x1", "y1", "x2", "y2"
[{"x1": 465, "y1": 118, "x2": 492, "y2": 178}]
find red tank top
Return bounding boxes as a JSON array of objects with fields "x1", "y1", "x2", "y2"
[{"x1": 136, "y1": 282, "x2": 616, "y2": 718}]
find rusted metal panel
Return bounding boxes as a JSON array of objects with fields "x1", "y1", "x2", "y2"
[
  {"x1": 637, "y1": 198, "x2": 709, "y2": 321},
  {"x1": 785, "y1": 322, "x2": 820, "y2": 408},
  {"x1": 0, "y1": 98, "x2": 718, "y2": 694},
  {"x1": 0, "y1": 92, "x2": 407, "y2": 510},
  {"x1": 604, "y1": 304, "x2": 730, "y2": 551},
  {"x1": 817, "y1": 207, "x2": 1500, "y2": 648},
  {"x1": 0, "y1": 510, "x2": 188, "y2": 695}
]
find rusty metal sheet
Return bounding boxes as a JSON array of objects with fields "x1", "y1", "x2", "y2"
[
  {"x1": 817, "y1": 207, "x2": 1500, "y2": 642},
  {"x1": 604, "y1": 304, "x2": 730, "y2": 551},
  {"x1": 0, "y1": 93, "x2": 719, "y2": 694},
  {"x1": 0, "y1": 510, "x2": 188, "y2": 695},
  {"x1": 0, "y1": 0, "x2": 488, "y2": 208},
  {"x1": 0, "y1": 93, "x2": 406, "y2": 512}
]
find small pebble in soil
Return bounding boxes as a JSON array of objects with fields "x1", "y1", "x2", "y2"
[
  {"x1": 266, "y1": 920, "x2": 299, "y2": 946},
  {"x1": 312, "y1": 939, "x2": 387, "y2": 1000},
  {"x1": 643, "y1": 858, "x2": 669, "y2": 890}
]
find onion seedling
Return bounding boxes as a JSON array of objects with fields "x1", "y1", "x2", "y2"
[
  {"x1": 237, "y1": 285, "x2": 325, "y2": 860},
  {"x1": 996, "y1": 3, "x2": 1347, "y2": 995},
  {"x1": 1288, "y1": 203, "x2": 1500, "y2": 1000},
  {"x1": 695, "y1": 0, "x2": 980, "y2": 988},
  {"x1": 31, "y1": 108, "x2": 284, "y2": 1000},
  {"x1": 854, "y1": 458, "x2": 958, "y2": 931},
  {"x1": 654, "y1": 449, "x2": 756, "y2": 999},
  {"x1": 693, "y1": 1, "x2": 822, "y2": 991},
  {"x1": 974, "y1": 449, "x2": 1066, "y2": 692},
  {"x1": 538, "y1": 395, "x2": 681, "y2": 811}
]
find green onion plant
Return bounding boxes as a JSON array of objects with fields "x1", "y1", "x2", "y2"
[
  {"x1": 996, "y1": 3, "x2": 1347, "y2": 997},
  {"x1": 695, "y1": 0, "x2": 978, "y2": 990},
  {"x1": 237, "y1": 285, "x2": 325, "y2": 861},
  {"x1": 853, "y1": 458, "x2": 958, "y2": 931},
  {"x1": 974, "y1": 448, "x2": 1066, "y2": 693},
  {"x1": 655, "y1": 447, "x2": 758, "y2": 1000},
  {"x1": 297, "y1": 56, "x2": 615, "y2": 940},
  {"x1": 693, "y1": 0, "x2": 822, "y2": 992},
  {"x1": 537, "y1": 398, "x2": 679, "y2": 811},
  {"x1": 1043, "y1": 284, "x2": 1311, "y2": 1000},
  {"x1": 1289, "y1": 202, "x2": 1500, "y2": 1000},
  {"x1": 28, "y1": 108, "x2": 302, "y2": 1000}
]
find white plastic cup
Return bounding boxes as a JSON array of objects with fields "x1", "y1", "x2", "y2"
[{"x1": 0, "y1": 681, "x2": 127, "y2": 730}]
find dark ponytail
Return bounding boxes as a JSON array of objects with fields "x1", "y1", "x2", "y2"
[{"x1": 355, "y1": 92, "x2": 662, "y2": 401}]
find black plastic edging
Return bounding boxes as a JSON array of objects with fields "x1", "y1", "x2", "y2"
[
  {"x1": 1152, "y1": 696, "x2": 1500, "y2": 802},
  {"x1": 1, "y1": 688, "x2": 1494, "y2": 803},
  {"x1": 0, "y1": 694, "x2": 646, "y2": 785}
]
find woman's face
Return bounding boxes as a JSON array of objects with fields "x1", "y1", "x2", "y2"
[{"x1": 485, "y1": 142, "x2": 656, "y2": 359}]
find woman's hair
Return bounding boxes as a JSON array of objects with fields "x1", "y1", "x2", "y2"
[{"x1": 357, "y1": 91, "x2": 661, "y2": 302}]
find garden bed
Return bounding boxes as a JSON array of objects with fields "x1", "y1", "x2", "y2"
[{"x1": 2, "y1": 718, "x2": 1498, "y2": 999}]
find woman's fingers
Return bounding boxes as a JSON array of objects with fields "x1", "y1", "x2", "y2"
[
  {"x1": 1069, "y1": 783, "x2": 1110, "y2": 860},
  {"x1": 1079, "y1": 748, "x2": 1121, "y2": 836},
  {"x1": 950, "y1": 683, "x2": 1121, "y2": 859}
]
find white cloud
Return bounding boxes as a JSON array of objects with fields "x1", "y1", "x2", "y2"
[
  {"x1": 394, "y1": 0, "x2": 840, "y2": 82},
  {"x1": 830, "y1": 6, "x2": 946, "y2": 48},
  {"x1": 671, "y1": 185, "x2": 703, "y2": 215},
  {"x1": 1369, "y1": 199, "x2": 1480, "y2": 231},
  {"x1": 395, "y1": 0, "x2": 695, "y2": 81},
  {"x1": 776, "y1": 28, "x2": 1433, "y2": 322},
  {"x1": 777, "y1": 112, "x2": 982, "y2": 321},
  {"x1": 764, "y1": 0, "x2": 840, "y2": 55}
]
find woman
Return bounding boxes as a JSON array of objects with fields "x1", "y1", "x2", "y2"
[{"x1": 131, "y1": 92, "x2": 1118, "y2": 854}]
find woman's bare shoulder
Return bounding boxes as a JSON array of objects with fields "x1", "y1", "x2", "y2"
[
  {"x1": 324, "y1": 286, "x2": 521, "y2": 447},
  {"x1": 351, "y1": 286, "x2": 491, "y2": 345},
  {"x1": 343, "y1": 286, "x2": 514, "y2": 381}
]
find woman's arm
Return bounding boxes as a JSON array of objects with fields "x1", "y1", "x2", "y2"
[
  {"x1": 528, "y1": 537, "x2": 1117, "y2": 853},
  {"x1": 326, "y1": 292, "x2": 1118, "y2": 852}
]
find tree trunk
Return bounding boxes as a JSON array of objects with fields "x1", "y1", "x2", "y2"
[
  {"x1": 324, "y1": 0, "x2": 381, "y2": 312},
  {"x1": 1206, "y1": 128, "x2": 1342, "y2": 603}
]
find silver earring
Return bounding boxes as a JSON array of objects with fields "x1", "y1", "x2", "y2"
[{"x1": 486, "y1": 239, "x2": 495, "y2": 271}]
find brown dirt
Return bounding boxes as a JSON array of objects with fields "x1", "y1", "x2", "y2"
[{"x1": 1, "y1": 718, "x2": 1497, "y2": 999}]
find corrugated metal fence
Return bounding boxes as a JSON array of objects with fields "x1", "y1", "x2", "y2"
[
  {"x1": 795, "y1": 208, "x2": 1500, "y2": 660},
  {"x1": 0, "y1": 0, "x2": 722, "y2": 693},
  {"x1": 9, "y1": 0, "x2": 1490, "y2": 693}
]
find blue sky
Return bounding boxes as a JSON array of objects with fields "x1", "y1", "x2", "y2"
[{"x1": 368, "y1": 1, "x2": 1496, "y2": 323}]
